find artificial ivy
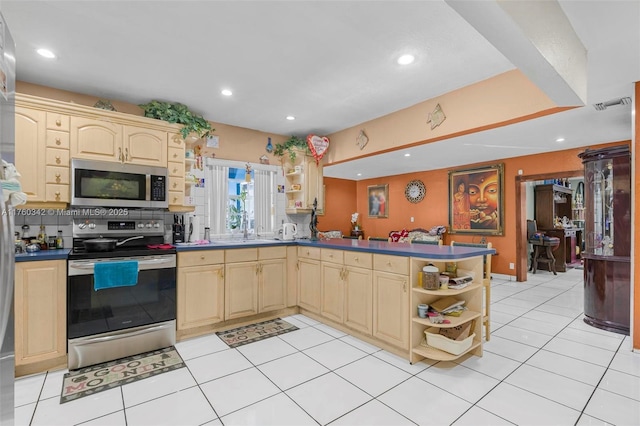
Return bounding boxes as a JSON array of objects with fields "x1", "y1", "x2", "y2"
[
  {"x1": 138, "y1": 100, "x2": 215, "y2": 140},
  {"x1": 273, "y1": 136, "x2": 310, "y2": 162}
]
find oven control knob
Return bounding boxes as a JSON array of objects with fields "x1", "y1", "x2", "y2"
[
  {"x1": 145, "y1": 223, "x2": 152, "y2": 228},
  {"x1": 88, "y1": 223, "x2": 96, "y2": 229},
  {"x1": 153, "y1": 223, "x2": 160, "y2": 228},
  {"x1": 78, "y1": 223, "x2": 87, "y2": 229},
  {"x1": 137, "y1": 223, "x2": 145, "y2": 229}
]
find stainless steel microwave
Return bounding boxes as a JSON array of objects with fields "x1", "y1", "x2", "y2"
[{"x1": 71, "y1": 159, "x2": 168, "y2": 209}]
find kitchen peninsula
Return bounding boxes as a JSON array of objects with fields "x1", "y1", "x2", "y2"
[{"x1": 15, "y1": 238, "x2": 493, "y2": 376}]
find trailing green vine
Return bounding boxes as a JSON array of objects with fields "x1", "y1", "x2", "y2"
[
  {"x1": 138, "y1": 100, "x2": 215, "y2": 140},
  {"x1": 273, "y1": 136, "x2": 310, "y2": 162}
]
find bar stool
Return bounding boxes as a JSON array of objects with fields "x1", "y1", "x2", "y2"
[{"x1": 527, "y1": 220, "x2": 560, "y2": 275}]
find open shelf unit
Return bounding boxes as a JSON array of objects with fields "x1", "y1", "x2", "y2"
[{"x1": 409, "y1": 256, "x2": 485, "y2": 363}]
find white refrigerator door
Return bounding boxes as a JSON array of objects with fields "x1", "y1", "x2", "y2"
[{"x1": 0, "y1": 10, "x2": 16, "y2": 425}]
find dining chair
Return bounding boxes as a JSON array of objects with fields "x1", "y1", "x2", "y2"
[
  {"x1": 367, "y1": 236, "x2": 390, "y2": 242},
  {"x1": 411, "y1": 239, "x2": 443, "y2": 246}
]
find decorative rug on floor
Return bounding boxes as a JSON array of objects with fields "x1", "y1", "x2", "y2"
[
  {"x1": 216, "y1": 318, "x2": 298, "y2": 348},
  {"x1": 60, "y1": 346, "x2": 184, "y2": 404}
]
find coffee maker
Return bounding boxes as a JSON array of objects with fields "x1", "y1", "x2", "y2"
[{"x1": 172, "y1": 215, "x2": 185, "y2": 243}]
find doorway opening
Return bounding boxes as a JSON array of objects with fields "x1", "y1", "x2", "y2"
[{"x1": 515, "y1": 170, "x2": 584, "y2": 281}]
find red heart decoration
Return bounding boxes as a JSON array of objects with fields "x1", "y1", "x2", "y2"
[{"x1": 306, "y1": 134, "x2": 330, "y2": 165}]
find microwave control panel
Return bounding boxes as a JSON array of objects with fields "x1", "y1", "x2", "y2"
[{"x1": 150, "y1": 175, "x2": 166, "y2": 201}]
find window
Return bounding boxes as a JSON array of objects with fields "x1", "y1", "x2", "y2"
[{"x1": 204, "y1": 158, "x2": 278, "y2": 238}]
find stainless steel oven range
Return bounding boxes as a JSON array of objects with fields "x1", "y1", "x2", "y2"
[{"x1": 67, "y1": 218, "x2": 176, "y2": 370}]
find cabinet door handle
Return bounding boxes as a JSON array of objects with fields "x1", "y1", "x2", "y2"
[
  {"x1": 256, "y1": 265, "x2": 260, "y2": 275},
  {"x1": 296, "y1": 260, "x2": 299, "y2": 270},
  {"x1": 403, "y1": 280, "x2": 407, "y2": 292},
  {"x1": 173, "y1": 167, "x2": 178, "y2": 174},
  {"x1": 118, "y1": 148, "x2": 123, "y2": 162},
  {"x1": 219, "y1": 269, "x2": 224, "y2": 279},
  {"x1": 173, "y1": 182, "x2": 178, "y2": 188},
  {"x1": 55, "y1": 191, "x2": 61, "y2": 200},
  {"x1": 55, "y1": 156, "x2": 61, "y2": 164},
  {"x1": 55, "y1": 119, "x2": 61, "y2": 127},
  {"x1": 173, "y1": 152, "x2": 178, "y2": 158},
  {"x1": 200, "y1": 255, "x2": 205, "y2": 260},
  {"x1": 124, "y1": 148, "x2": 129, "y2": 161},
  {"x1": 55, "y1": 173, "x2": 61, "y2": 182},
  {"x1": 55, "y1": 137, "x2": 61, "y2": 145}
]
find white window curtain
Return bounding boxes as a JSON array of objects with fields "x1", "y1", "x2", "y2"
[
  {"x1": 254, "y1": 169, "x2": 274, "y2": 234},
  {"x1": 205, "y1": 160, "x2": 229, "y2": 236}
]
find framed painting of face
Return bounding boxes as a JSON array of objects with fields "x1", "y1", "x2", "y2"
[{"x1": 448, "y1": 163, "x2": 504, "y2": 235}]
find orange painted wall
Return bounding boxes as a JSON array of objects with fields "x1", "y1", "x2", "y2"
[
  {"x1": 319, "y1": 178, "x2": 357, "y2": 235},
  {"x1": 325, "y1": 141, "x2": 629, "y2": 276}
]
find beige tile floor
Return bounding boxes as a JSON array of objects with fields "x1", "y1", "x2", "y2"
[{"x1": 14, "y1": 268, "x2": 640, "y2": 425}]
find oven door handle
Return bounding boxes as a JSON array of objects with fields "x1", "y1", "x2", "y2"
[
  {"x1": 70, "y1": 257, "x2": 175, "y2": 269},
  {"x1": 71, "y1": 323, "x2": 173, "y2": 345}
]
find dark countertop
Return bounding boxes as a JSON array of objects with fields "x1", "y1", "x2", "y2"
[
  {"x1": 15, "y1": 249, "x2": 72, "y2": 262},
  {"x1": 14, "y1": 239, "x2": 495, "y2": 261}
]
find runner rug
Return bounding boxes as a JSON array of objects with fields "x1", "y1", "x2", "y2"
[
  {"x1": 60, "y1": 346, "x2": 184, "y2": 404},
  {"x1": 216, "y1": 318, "x2": 298, "y2": 348}
]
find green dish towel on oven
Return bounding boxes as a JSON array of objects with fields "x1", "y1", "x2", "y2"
[{"x1": 93, "y1": 261, "x2": 139, "y2": 291}]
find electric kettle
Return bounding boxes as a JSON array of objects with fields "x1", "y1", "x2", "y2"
[{"x1": 282, "y1": 223, "x2": 298, "y2": 241}]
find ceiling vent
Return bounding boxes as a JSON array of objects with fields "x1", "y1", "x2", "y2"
[{"x1": 593, "y1": 97, "x2": 632, "y2": 111}]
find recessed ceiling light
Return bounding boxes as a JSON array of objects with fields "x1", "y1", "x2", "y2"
[
  {"x1": 397, "y1": 54, "x2": 415, "y2": 65},
  {"x1": 37, "y1": 48, "x2": 55, "y2": 59},
  {"x1": 221, "y1": 89, "x2": 232, "y2": 96},
  {"x1": 357, "y1": 173, "x2": 362, "y2": 177},
  {"x1": 556, "y1": 137, "x2": 565, "y2": 142},
  {"x1": 404, "y1": 153, "x2": 411, "y2": 157},
  {"x1": 286, "y1": 116, "x2": 295, "y2": 121}
]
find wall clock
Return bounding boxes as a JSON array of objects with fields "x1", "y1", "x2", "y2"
[{"x1": 405, "y1": 179, "x2": 426, "y2": 203}]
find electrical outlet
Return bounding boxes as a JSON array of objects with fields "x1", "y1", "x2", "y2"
[
  {"x1": 410, "y1": 217, "x2": 414, "y2": 222},
  {"x1": 509, "y1": 262, "x2": 515, "y2": 270}
]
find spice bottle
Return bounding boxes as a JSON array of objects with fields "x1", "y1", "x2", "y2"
[{"x1": 56, "y1": 230, "x2": 64, "y2": 249}]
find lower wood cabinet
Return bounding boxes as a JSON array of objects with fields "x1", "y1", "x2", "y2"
[
  {"x1": 177, "y1": 251, "x2": 225, "y2": 331},
  {"x1": 372, "y1": 254, "x2": 410, "y2": 350},
  {"x1": 297, "y1": 247, "x2": 321, "y2": 313},
  {"x1": 372, "y1": 270, "x2": 409, "y2": 350},
  {"x1": 225, "y1": 247, "x2": 287, "y2": 320},
  {"x1": 14, "y1": 260, "x2": 66, "y2": 366},
  {"x1": 319, "y1": 249, "x2": 373, "y2": 335}
]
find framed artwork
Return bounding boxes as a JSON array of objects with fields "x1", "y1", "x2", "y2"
[
  {"x1": 368, "y1": 184, "x2": 389, "y2": 218},
  {"x1": 449, "y1": 163, "x2": 504, "y2": 235}
]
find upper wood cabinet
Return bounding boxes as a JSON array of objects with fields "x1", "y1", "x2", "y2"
[
  {"x1": 123, "y1": 125, "x2": 167, "y2": 167},
  {"x1": 71, "y1": 118, "x2": 168, "y2": 167},
  {"x1": 15, "y1": 107, "x2": 46, "y2": 202},
  {"x1": 70, "y1": 116, "x2": 123, "y2": 162}
]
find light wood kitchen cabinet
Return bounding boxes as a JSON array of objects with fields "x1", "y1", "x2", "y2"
[
  {"x1": 71, "y1": 117, "x2": 168, "y2": 166},
  {"x1": 343, "y1": 265, "x2": 373, "y2": 335},
  {"x1": 177, "y1": 250, "x2": 225, "y2": 331},
  {"x1": 319, "y1": 249, "x2": 373, "y2": 335},
  {"x1": 14, "y1": 260, "x2": 66, "y2": 367},
  {"x1": 283, "y1": 148, "x2": 324, "y2": 214},
  {"x1": 70, "y1": 116, "x2": 123, "y2": 162},
  {"x1": 321, "y1": 261, "x2": 344, "y2": 323},
  {"x1": 297, "y1": 246, "x2": 321, "y2": 313},
  {"x1": 15, "y1": 106, "x2": 70, "y2": 205},
  {"x1": 372, "y1": 254, "x2": 410, "y2": 350},
  {"x1": 225, "y1": 247, "x2": 287, "y2": 320},
  {"x1": 15, "y1": 107, "x2": 46, "y2": 202},
  {"x1": 122, "y1": 125, "x2": 167, "y2": 167},
  {"x1": 168, "y1": 132, "x2": 195, "y2": 212}
]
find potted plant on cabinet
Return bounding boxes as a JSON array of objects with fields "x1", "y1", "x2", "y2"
[
  {"x1": 138, "y1": 100, "x2": 215, "y2": 140},
  {"x1": 273, "y1": 136, "x2": 310, "y2": 162}
]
